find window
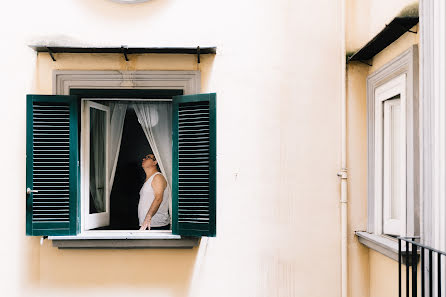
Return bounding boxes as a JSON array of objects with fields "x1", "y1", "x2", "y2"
[
  {"x1": 365, "y1": 45, "x2": 419, "y2": 238},
  {"x1": 25, "y1": 89, "x2": 217, "y2": 239},
  {"x1": 382, "y1": 97, "x2": 402, "y2": 235},
  {"x1": 81, "y1": 98, "x2": 175, "y2": 232},
  {"x1": 374, "y1": 74, "x2": 406, "y2": 236},
  {"x1": 84, "y1": 101, "x2": 110, "y2": 230}
]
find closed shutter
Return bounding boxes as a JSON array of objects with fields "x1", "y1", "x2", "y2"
[
  {"x1": 172, "y1": 93, "x2": 216, "y2": 237},
  {"x1": 26, "y1": 95, "x2": 79, "y2": 236}
]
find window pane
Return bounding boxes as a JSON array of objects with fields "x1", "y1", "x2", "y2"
[
  {"x1": 383, "y1": 97, "x2": 401, "y2": 221},
  {"x1": 390, "y1": 103, "x2": 401, "y2": 219},
  {"x1": 90, "y1": 108, "x2": 106, "y2": 214}
]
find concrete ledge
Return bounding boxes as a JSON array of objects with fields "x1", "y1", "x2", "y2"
[
  {"x1": 355, "y1": 231, "x2": 399, "y2": 261},
  {"x1": 51, "y1": 237, "x2": 200, "y2": 249},
  {"x1": 49, "y1": 230, "x2": 182, "y2": 240}
]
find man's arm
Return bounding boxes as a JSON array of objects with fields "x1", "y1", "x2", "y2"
[{"x1": 140, "y1": 174, "x2": 167, "y2": 230}]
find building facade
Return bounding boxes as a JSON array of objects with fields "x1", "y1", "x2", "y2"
[{"x1": 1, "y1": 0, "x2": 443, "y2": 297}]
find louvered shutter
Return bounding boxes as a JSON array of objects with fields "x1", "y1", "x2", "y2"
[
  {"x1": 26, "y1": 95, "x2": 79, "y2": 236},
  {"x1": 172, "y1": 93, "x2": 216, "y2": 237}
]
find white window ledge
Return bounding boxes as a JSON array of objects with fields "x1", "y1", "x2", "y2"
[
  {"x1": 49, "y1": 231, "x2": 200, "y2": 249},
  {"x1": 355, "y1": 231, "x2": 399, "y2": 261}
]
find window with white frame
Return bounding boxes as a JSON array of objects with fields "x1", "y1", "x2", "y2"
[
  {"x1": 81, "y1": 98, "x2": 176, "y2": 232},
  {"x1": 84, "y1": 101, "x2": 111, "y2": 230},
  {"x1": 374, "y1": 75, "x2": 406, "y2": 236},
  {"x1": 366, "y1": 46, "x2": 419, "y2": 239}
]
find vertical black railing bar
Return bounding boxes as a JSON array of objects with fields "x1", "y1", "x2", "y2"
[
  {"x1": 407, "y1": 242, "x2": 410, "y2": 297},
  {"x1": 413, "y1": 241, "x2": 418, "y2": 297},
  {"x1": 398, "y1": 237, "x2": 446, "y2": 297},
  {"x1": 429, "y1": 250, "x2": 433, "y2": 297},
  {"x1": 421, "y1": 247, "x2": 425, "y2": 297},
  {"x1": 400, "y1": 238, "x2": 402, "y2": 297},
  {"x1": 438, "y1": 254, "x2": 441, "y2": 297}
]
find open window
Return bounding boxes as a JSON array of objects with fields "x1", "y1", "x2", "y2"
[
  {"x1": 83, "y1": 101, "x2": 110, "y2": 230},
  {"x1": 26, "y1": 92, "x2": 217, "y2": 238},
  {"x1": 81, "y1": 99, "x2": 174, "y2": 232}
]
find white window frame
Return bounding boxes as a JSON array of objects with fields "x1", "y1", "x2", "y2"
[
  {"x1": 365, "y1": 45, "x2": 419, "y2": 239},
  {"x1": 51, "y1": 70, "x2": 201, "y2": 240},
  {"x1": 82, "y1": 101, "x2": 111, "y2": 231},
  {"x1": 374, "y1": 74, "x2": 406, "y2": 236},
  {"x1": 81, "y1": 97, "x2": 173, "y2": 233}
]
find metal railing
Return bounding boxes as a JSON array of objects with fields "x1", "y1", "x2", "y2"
[{"x1": 398, "y1": 237, "x2": 446, "y2": 297}]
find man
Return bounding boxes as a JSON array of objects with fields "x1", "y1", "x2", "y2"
[{"x1": 138, "y1": 153, "x2": 170, "y2": 230}]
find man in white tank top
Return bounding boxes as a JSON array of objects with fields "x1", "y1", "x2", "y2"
[{"x1": 138, "y1": 153, "x2": 170, "y2": 230}]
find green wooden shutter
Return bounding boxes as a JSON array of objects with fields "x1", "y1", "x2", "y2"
[
  {"x1": 26, "y1": 95, "x2": 79, "y2": 236},
  {"x1": 172, "y1": 93, "x2": 216, "y2": 237}
]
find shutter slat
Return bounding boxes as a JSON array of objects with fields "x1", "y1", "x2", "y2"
[
  {"x1": 178, "y1": 115, "x2": 210, "y2": 120},
  {"x1": 177, "y1": 128, "x2": 210, "y2": 133},
  {"x1": 179, "y1": 108, "x2": 209, "y2": 114},
  {"x1": 26, "y1": 95, "x2": 79, "y2": 236}
]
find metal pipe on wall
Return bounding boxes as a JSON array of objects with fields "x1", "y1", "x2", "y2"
[{"x1": 339, "y1": 0, "x2": 348, "y2": 295}]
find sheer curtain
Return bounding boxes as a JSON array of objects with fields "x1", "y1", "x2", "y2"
[
  {"x1": 133, "y1": 102, "x2": 172, "y2": 219},
  {"x1": 108, "y1": 102, "x2": 127, "y2": 192},
  {"x1": 90, "y1": 103, "x2": 127, "y2": 213}
]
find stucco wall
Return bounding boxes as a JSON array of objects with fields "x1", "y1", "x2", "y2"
[
  {"x1": 346, "y1": 60, "x2": 370, "y2": 297},
  {"x1": 368, "y1": 250, "x2": 399, "y2": 297},
  {"x1": 346, "y1": 1, "x2": 419, "y2": 293},
  {"x1": 0, "y1": 1, "x2": 343, "y2": 297},
  {"x1": 369, "y1": 249, "x2": 421, "y2": 297},
  {"x1": 346, "y1": 0, "x2": 417, "y2": 52}
]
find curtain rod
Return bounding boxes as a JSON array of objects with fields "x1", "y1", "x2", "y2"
[{"x1": 82, "y1": 98, "x2": 172, "y2": 102}]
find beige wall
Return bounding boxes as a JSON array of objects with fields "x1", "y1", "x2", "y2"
[
  {"x1": 346, "y1": 60, "x2": 370, "y2": 297},
  {"x1": 0, "y1": 0, "x2": 344, "y2": 297},
  {"x1": 346, "y1": 0, "x2": 417, "y2": 51},
  {"x1": 346, "y1": 0, "x2": 419, "y2": 292},
  {"x1": 369, "y1": 250, "x2": 398, "y2": 297},
  {"x1": 369, "y1": 249, "x2": 421, "y2": 297}
]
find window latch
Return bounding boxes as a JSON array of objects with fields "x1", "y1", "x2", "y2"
[{"x1": 26, "y1": 188, "x2": 39, "y2": 195}]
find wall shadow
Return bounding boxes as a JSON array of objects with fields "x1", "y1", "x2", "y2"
[
  {"x1": 76, "y1": 0, "x2": 172, "y2": 22},
  {"x1": 38, "y1": 243, "x2": 198, "y2": 294}
]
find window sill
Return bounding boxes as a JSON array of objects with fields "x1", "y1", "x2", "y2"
[
  {"x1": 355, "y1": 231, "x2": 399, "y2": 261},
  {"x1": 49, "y1": 231, "x2": 200, "y2": 249}
]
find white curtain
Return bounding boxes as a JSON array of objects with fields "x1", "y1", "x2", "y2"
[
  {"x1": 133, "y1": 102, "x2": 172, "y2": 220},
  {"x1": 108, "y1": 102, "x2": 127, "y2": 193}
]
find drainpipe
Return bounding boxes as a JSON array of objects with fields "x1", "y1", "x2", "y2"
[{"x1": 338, "y1": 0, "x2": 348, "y2": 296}]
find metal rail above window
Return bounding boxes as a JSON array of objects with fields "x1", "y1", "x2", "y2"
[
  {"x1": 347, "y1": 17, "x2": 418, "y2": 65},
  {"x1": 29, "y1": 45, "x2": 217, "y2": 63}
]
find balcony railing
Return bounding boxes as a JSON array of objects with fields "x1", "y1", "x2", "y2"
[{"x1": 398, "y1": 237, "x2": 446, "y2": 297}]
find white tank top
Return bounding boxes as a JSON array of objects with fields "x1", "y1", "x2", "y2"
[{"x1": 138, "y1": 172, "x2": 170, "y2": 227}]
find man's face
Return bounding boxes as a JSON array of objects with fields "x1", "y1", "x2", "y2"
[{"x1": 142, "y1": 154, "x2": 157, "y2": 169}]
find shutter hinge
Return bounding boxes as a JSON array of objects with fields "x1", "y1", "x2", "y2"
[{"x1": 40, "y1": 236, "x2": 48, "y2": 245}]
